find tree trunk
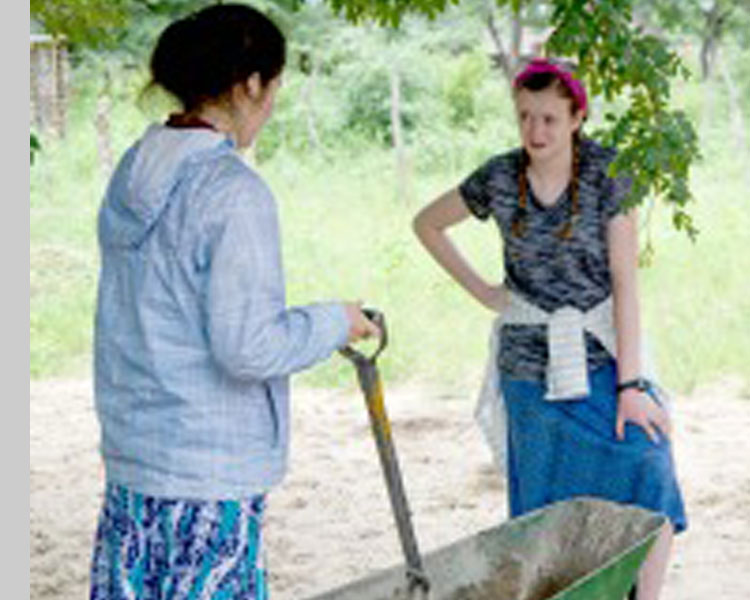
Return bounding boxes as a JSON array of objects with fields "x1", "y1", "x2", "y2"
[
  {"x1": 717, "y1": 47, "x2": 748, "y2": 153},
  {"x1": 95, "y1": 69, "x2": 114, "y2": 178},
  {"x1": 53, "y1": 38, "x2": 68, "y2": 138},
  {"x1": 700, "y1": 34, "x2": 718, "y2": 81},
  {"x1": 484, "y1": 1, "x2": 513, "y2": 82},
  {"x1": 700, "y1": 3, "x2": 732, "y2": 81},
  {"x1": 389, "y1": 65, "x2": 408, "y2": 203},
  {"x1": 700, "y1": 74, "x2": 716, "y2": 141},
  {"x1": 301, "y1": 55, "x2": 323, "y2": 154},
  {"x1": 510, "y1": 5, "x2": 523, "y2": 70}
]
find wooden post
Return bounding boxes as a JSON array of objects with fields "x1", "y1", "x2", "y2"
[
  {"x1": 30, "y1": 34, "x2": 68, "y2": 138},
  {"x1": 53, "y1": 38, "x2": 68, "y2": 138}
]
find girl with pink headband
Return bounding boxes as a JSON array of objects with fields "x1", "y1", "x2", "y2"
[
  {"x1": 514, "y1": 58, "x2": 589, "y2": 114},
  {"x1": 413, "y1": 57, "x2": 686, "y2": 600}
]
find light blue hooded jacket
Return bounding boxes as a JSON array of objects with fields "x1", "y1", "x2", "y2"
[{"x1": 94, "y1": 124, "x2": 349, "y2": 499}]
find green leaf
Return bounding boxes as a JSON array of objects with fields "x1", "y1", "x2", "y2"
[{"x1": 30, "y1": 133, "x2": 41, "y2": 166}]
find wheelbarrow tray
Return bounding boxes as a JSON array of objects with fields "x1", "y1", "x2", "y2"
[{"x1": 306, "y1": 497, "x2": 665, "y2": 600}]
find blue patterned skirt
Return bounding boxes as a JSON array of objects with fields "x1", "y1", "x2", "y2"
[
  {"x1": 501, "y1": 359, "x2": 687, "y2": 533},
  {"x1": 90, "y1": 484, "x2": 267, "y2": 600}
]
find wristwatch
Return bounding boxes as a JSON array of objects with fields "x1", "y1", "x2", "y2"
[{"x1": 616, "y1": 377, "x2": 650, "y2": 394}]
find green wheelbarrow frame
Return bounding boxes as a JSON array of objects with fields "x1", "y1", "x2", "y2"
[{"x1": 323, "y1": 311, "x2": 665, "y2": 600}]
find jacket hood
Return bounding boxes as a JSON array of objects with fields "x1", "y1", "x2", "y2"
[{"x1": 98, "y1": 124, "x2": 232, "y2": 249}]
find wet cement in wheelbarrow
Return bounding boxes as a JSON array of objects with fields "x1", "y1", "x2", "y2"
[{"x1": 391, "y1": 501, "x2": 660, "y2": 600}]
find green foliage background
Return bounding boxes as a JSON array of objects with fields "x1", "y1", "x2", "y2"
[{"x1": 30, "y1": 2, "x2": 750, "y2": 395}]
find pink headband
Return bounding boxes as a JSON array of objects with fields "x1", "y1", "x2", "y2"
[{"x1": 513, "y1": 58, "x2": 588, "y2": 115}]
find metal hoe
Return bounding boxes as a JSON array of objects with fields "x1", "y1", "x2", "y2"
[{"x1": 340, "y1": 310, "x2": 431, "y2": 599}]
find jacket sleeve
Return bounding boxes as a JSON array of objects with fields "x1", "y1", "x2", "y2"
[{"x1": 202, "y1": 176, "x2": 350, "y2": 381}]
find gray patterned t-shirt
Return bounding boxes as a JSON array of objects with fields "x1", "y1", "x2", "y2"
[{"x1": 459, "y1": 138, "x2": 628, "y2": 382}]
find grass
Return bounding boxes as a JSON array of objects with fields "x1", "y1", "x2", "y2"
[
  {"x1": 30, "y1": 71, "x2": 750, "y2": 395},
  {"x1": 265, "y1": 148, "x2": 503, "y2": 392},
  {"x1": 639, "y1": 139, "x2": 750, "y2": 393},
  {"x1": 30, "y1": 121, "x2": 102, "y2": 378}
]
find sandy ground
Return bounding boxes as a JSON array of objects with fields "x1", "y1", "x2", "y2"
[{"x1": 30, "y1": 376, "x2": 750, "y2": 600}]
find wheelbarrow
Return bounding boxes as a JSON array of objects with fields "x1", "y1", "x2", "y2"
[{"x1": 321, "y1": 310, "x2": 665, "y2": 600}]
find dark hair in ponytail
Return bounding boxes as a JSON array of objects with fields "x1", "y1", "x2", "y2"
[
  {"x1": 512, "y1": 70, "x2": 583, "y2": 240},
  {"x1": 149, "y1": 3, "x2": 286, "y2": 112}
]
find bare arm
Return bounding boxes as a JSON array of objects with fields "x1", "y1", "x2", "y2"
[
  {"x1": 608, "y1": 210, "x2": 641, "y2": 382},
  {"x1": 608, "y1": 210, "x2": 670, "y2": 442},
  {"x1": 412, "y1": 188, "x2": 507, "y2": 312}
]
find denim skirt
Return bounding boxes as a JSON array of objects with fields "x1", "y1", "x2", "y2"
[
  {"x1": 90, "y1": 483, "x2": 267, "y2": 600},
  {"x1": 501, "y1": 359, "x2": 687, "y2": 533}
]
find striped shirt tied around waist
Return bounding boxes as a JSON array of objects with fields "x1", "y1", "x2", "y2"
[{"x1": 503, "y1": 293, "x2": 616, "y2": 401}]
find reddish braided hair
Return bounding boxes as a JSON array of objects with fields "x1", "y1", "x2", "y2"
[
  {"x1": 513, "y1": 133, "x2": 581, "y2": 240},
  {"x1": 512, "y1": 67, "x2": 585, "y2": 240},
  {"x1": 511, "y1": 149, "x2": 530, "y2": 238},
  {"x1": 557, "y1": 131, "x2": 581, "y2": 240}
]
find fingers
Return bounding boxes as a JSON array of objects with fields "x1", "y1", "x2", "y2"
[
  {"x1": 650, "y1": 405, "x2": 672, "y2": 441},
  {"x1": 364, "y1": 317, "x2": 381, "y2": 337},
  {"x1": 356, "y1": 315, "x2": 380, "y2": 339},
  {"x1": 347, "y1": 322, "x2": 375, "y2": 343},
  {"x1": 355, "y1": 304, "x2": 381, "y2": 338},
  {"x1": 615, "y1": 411, "x2": 625, "y2": 441},
  {"x1": 641, "y1": 398, "x2": 671, "y2": 443},
  {"x1": 641, "y1": 419, "x2": 660, "y2": 444},
  {"x1": 616, "y1": 414, "x2": 660, "y2": 444},
  {"x1": 616, "y1": 392, "x2": 670, "y2": 444},
  {"x1": 343, "y1": 302, "x2": 382, "y2": 342}
]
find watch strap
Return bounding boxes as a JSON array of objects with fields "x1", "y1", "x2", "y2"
[{"x1": 616, "y1": 377, "x2": 650, "y2": 394}]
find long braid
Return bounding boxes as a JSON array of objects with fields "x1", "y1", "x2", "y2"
[
  {"x1": 512, "y1": 60, "x2": 587, "y2": 241},
  {"x1": 513, "y1": 134, "x2": 581, "y2": 240},
  {"x1": 512, "y1": 149, "x2": 530, "y2": 238},
  {"x1": 558, "y1": 131, "x2": 581, "y2": 240}
]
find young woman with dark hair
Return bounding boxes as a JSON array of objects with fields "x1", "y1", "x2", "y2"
[
  {"x1": 413, "y1": 58, "x2": 686, "y2": 600},
  {"x1": 89, "y1": 4, "x2": 378, "y2": 599}
]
